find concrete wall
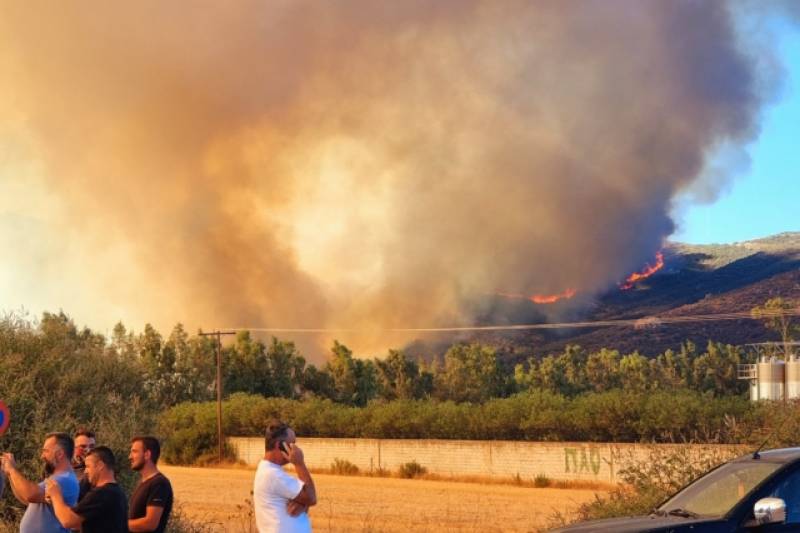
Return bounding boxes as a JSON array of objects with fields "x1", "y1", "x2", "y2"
[{"x1": 229, "y1": 437, "x2": 743, "y2": 484}]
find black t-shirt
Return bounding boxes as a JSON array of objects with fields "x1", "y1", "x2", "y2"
[
  {"x1": 78, "y1": 476, "x2": 92, "y2": 502},
  {"x1": 129, "y1": 472, "x2": 174, "y2": 533},
  {"x1": 73, "y1": 482, "x2": 128, "y2": 533}
]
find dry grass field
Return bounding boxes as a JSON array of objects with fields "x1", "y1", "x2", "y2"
[{"x1": 161, "y1": 465, "x2": 603, "y2": 532}]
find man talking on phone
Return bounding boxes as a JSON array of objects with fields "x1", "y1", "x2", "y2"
[{"x1": 253, "y1": 420, "x2": 317, "y2": 533}]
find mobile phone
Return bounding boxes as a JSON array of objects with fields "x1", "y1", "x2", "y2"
[{"x1": 279, "y1": 441, "x2": 290, "y2": 455}]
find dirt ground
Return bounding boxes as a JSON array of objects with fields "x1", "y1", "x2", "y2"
[{"x1": 161, "y1": 465, "x2": 602, "y2": 533}]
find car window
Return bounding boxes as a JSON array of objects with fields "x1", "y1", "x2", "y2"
[
  {"x1": 768, "y1": 468, "x2": 800, "y2": 523},
  {"x1": 660, "y1": 461, "x2": 781, "y2": 517}
]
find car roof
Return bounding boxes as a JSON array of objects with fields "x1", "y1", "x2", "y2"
[{"x1": 732, "y1": 447, "x2": 800, "y2": 463}]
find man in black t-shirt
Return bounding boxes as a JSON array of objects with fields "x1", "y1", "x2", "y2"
[
  {"x1": 46, "y1": 446, "x2": 128, "y2": 533},
  {"x1": 128, "y1": 436, "x2": 173, "y2": 533}
]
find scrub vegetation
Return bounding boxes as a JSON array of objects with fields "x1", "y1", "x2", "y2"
[{"x1": 0, "y1": 297, "x2": 796, "y2": 528}]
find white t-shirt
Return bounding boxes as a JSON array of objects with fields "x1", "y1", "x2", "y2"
[{"x1": 253, "y1": 459, "x2": 312, "y2": 533}]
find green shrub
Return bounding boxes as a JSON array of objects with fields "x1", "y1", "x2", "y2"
[
  {"x1": 533, "y1": 474, "x2": 551, "y2": 488},
  {"x1": 330, "y1": 458, "x2": 359, "y2": 475},
  {"x1": 555, "y1": 445, "x2": 739, "y2": 527},
  {"x1": 0, "y1": 312, "x2": 157, "y2": 526},
  {"x1": 158, "y1": 388, "x2": 760, "y2": 465},
  {"x1": 398, "y1": 461, "x2": 427, "y2": 479}
]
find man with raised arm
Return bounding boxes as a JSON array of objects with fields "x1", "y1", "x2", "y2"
[
  {"x1": 46, "y1": 446, "x2": 128, "y2": 533},
  {"x1": 253, "y1": 420, "x2": 317, "y2": 533},
  {"x1": 128, "y1": 436, "x2": 174, "y2": 533},
  {"x1": 2, "y1": 432, "x2": 79, "y2": 533}
]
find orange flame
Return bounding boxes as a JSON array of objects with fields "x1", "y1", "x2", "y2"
[
  {"x1": 530, "y1": 288, "x2": 577, "y2": 304},
  {"x1": 619, "y1": 251, "x2": 664, "y2": 290},
  {"x1": 495, "y1": 288, "x2": 577, "y2": 304}
]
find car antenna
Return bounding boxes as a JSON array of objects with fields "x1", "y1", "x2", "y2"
[
  {"x1": 752, "y1": 407, "x2": 793, "y2": 459},
  {"x1": 752, "y1": 434, "x2": 771, "y2": 460}
]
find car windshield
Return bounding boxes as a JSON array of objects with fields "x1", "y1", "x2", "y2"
[{"x1": 658, "y1": 461, "x2": 782, "y2": 517}]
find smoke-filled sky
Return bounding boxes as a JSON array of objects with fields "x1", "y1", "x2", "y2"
[{"x1": 0, "y1": 1, "x2": 797, "y2": 359}]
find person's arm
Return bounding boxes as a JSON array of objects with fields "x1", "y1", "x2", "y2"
[
  {"x1": 45, "y1": 478, "x2": 84, "y2": 530},
  {"x1": 287, "y1": 445, "x2": 316, "y2": 507},
  {"x1": 1, "y1": 453, "x2": 46, "y2": 504},
  {"x1": 128, "y1": 506, "x2": 164, "y2": 531},
  {"x1": 286, "y1": 500, "x2": 308, "y2": 517}
]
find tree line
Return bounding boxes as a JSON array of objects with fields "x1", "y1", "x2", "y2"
[
  {"x1": 112, "y1": 320, "x2": 754, "y2": 408},
  {"x1": 0, "y1": 300, "x2": 794, "y2": 466}
]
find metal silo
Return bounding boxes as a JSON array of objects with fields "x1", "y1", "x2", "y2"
[
  {"x1": 786, "y1": 356, "x2": 800, "y2": 400},
  {"x1": 757, "y1": 357, "x2": 785, "y2": 401}
]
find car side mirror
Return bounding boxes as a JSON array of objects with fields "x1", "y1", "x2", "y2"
[{"x1": 754, "y1": 497, "x2": 787, "y2": 525}]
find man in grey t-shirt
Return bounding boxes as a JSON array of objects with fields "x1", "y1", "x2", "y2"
[{"x1": 2, "y1": 432, "x2": 80, "y2": 533}]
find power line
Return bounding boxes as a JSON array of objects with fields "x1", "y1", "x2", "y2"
[{"x1": 217, "y1": 308, "x2": 800, "y2": 334}]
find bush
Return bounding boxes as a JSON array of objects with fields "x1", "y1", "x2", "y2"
[
  {"x1": 398, "y1": 461, "x2": 427, "y2": 479},
  {"x1": 555, "y1": 445, "x2": 740, "y2": 526},
  {"x1": 158, "y1": 388, "x2": 761, "y2": 465},
  {"x1": 330, "y1": 458, "x2": 360, "y2": 475},
  {"x1": 0, "y1": 312, "x2": 158, "y2": 526},
  {"x1": 534, "y1": 474, "x2": 551, "y2": 488}
]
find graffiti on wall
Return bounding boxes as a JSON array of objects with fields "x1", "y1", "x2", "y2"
[{"x1": 564, "y1": 446, "x2": 603, "y2": 475}]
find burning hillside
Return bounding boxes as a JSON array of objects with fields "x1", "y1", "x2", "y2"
[
  {"x1": 619, "y1": 252, "x2": 666, "y2": 290},
  {"x1": 0, "y1": 1, "x2": 788, "y2": 358}
]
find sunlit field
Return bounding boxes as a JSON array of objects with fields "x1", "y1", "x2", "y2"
[{"x1": 162, "y1": 465, "x2": 602, "y2": 532}]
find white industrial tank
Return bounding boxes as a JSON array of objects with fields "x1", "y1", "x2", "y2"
[
  {"x1": 785, "y1": 356, "x2": 800, "y2": 400},
  {"x1": 757, "y1": 358, "x2": 785, "y2": 401}
]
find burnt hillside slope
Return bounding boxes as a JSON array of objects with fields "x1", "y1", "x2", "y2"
[{"x1": 408, "y1": 233, "x2": 800, "y2": 363}]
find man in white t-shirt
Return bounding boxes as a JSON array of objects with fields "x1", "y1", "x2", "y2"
[{"x1": 253, "y1": 420, "x2": 317, "y2": 533}]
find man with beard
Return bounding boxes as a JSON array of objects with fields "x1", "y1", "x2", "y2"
[
  {"x1": 128, "y1": 436, "x2": 173, "y2": 533},
  {"x1": 72, "y1": 427, "x2": 96, "y2": 500},
  {"x1": 46, "y1": 446, "x2": 127, "y2": 533},
  {"x1": 1, "y1": 432, "x2": 80, "y2": 533}
]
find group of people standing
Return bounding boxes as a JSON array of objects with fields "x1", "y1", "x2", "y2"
[
  {"x1": 0, "y1": 429, "x2": 173, "y2": 533},
  {"x1": 0, "y1": 420, "x2": 317, "y2": 533}
]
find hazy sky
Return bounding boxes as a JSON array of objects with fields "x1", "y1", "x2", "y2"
[{"x1": 0, "y1": 1, "x2": 797, "y2": 355}]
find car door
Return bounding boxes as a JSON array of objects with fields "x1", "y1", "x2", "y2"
[{"x1": 736, "y1": 462, "x2": 800, "y2": 532}]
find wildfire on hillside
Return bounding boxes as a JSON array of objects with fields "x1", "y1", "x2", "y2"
[
  {"x1": 495, "y1": 251, "x2": 665, "y2": 306},
  {"x1": 619, "y1": 251, "x2": 665, "y2": 290},
  {"x1": 495, "y1": 287, "x2": 577, "y2": 305}
]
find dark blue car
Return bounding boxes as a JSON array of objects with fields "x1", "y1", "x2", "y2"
[{"x1": 551, "y1": 447, "x2": 800, "y2": 532}]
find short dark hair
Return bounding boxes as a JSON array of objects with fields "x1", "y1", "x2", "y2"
[
  {"x1": 75, "y1": 427, "x2": 96, "y2": 440},
  {"x1": 87, "y1": 446, "x2": 116, "y2": 471},
  {"x1": 265, "y1": 419, "x2": 290, "y2": 452},
  {"x1": 46, "y1": 432, "x2": 74, "y2": 461},
  {"x1": 131, "y1": 436, "x2": 161, "y2": 464}
]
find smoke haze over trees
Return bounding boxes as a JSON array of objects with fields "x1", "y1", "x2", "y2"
[{"x1": 1, "y1": 1, "x2": 795, "y2": 357}]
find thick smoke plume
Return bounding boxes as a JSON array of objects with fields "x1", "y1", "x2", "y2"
[{"x1": 0, "y1": 1, "x2": 775, "y2": 358}]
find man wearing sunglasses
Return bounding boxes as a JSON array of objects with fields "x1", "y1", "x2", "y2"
[{"x1": 72, "y1": 428, "x2": 96, "y2": 501}]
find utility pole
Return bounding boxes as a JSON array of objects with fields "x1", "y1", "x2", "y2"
[{"x1": 199, "y1": 330, "x2": 236, "y2": 463}]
